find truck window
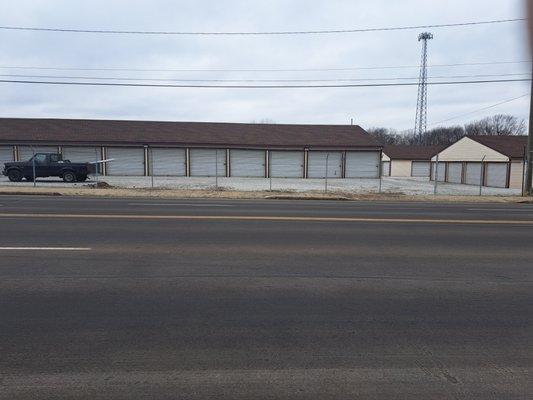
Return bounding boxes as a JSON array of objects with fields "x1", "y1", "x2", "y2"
[
  {"x1": 33, "y1": 154, "x2": 47, "y2": 164},
  {"x1": 50, "y1": 154, "x2": 60, "y2": 163}
]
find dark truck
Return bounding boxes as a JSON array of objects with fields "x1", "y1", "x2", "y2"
[{"x1": 2, "y1": 153, "x2": 94, "y2": 183}]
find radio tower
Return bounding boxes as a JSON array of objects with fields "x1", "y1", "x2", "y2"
[{"x1": 414, "y1": 32, "x2": 433, "y2": 144}]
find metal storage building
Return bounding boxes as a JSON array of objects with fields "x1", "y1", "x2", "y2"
[
  {"x1": 0, "y1": 118, "x2": 382, "y2": 180},
  {"x1": 430, "y1": 136, "x2": 528, "y2": 189},
  {"x1": 381, "y1": 145, "x2": 444, "y2": 178}
]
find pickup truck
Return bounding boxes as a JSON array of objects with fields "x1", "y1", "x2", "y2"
[{"x1": 2, "y1": 153, "x2": 95, "y2": 183}]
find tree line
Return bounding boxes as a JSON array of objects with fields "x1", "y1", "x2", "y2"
[{"x1": 368, "y1": 114, "x2": 527, "y2": 146}]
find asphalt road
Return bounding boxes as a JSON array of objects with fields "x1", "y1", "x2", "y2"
[{"x1": 0, "y1": 196, "x2": 532, "y2": 399}]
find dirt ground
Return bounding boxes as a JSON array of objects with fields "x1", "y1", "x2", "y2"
[{"x1": 0, "y1": 185, "x2": 530, "y2": 203}]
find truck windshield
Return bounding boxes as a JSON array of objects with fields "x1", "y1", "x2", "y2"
[{"x1": 32, "y1": 154, "x2": 47, "y2": 164}]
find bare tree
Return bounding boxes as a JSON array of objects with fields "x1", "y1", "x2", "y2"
[
  {"x1": 464, "y1": 114, "x2": 526, "y2": 136},
  {"x1": 367, "y1": 127, "x2": 403, "y2": 145}
]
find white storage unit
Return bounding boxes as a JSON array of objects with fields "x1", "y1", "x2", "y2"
[
  {"x1": 0, "y1": 146, "x2": 14, "y2": 165},
  {"x1": 345, "y1": 152, "x2": 380, "y2": 178},
  {"x1": 447, "y1": 163, "x2": 463, "y2": 184},
  {"x1": 382, "y1": 161, "x2": 391, "y2": 177},
  {"x1": 465, "y1": 162, "x2": 483, "y2": 186},
  {"x1": 190, "y1": 149, "x2": 226, "y2": 177},
  {"x1": 18, "y1": 146, "x2": 58, "y2": 161},
  {"x1": 106, "y1": 147, "x2": 145, "y2": 176},
  {"x1": 269, "y1": 151, "x2": 304, "y2": 178},
  {"x1": 151, "y1": 148, "x2": 186, "y2": 176},
  {"x1": 62, "y1": 146, "x2": 101, "y2": 163},
  {"x1": 307, "y1": 152, "x2": 343, "y2": 179},
  {"x1": 230, "y1": 150, "x2": 265, "y2": 177},
  {"x1": 411, "y1": 161, "x2": 431, "y2": 177},
  {"x1": 486, "y1": 163, "x2": 508, "y2": 188}
]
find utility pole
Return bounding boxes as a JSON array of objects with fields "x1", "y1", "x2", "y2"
[
  {"x1": 527, "y1": 62, "x2": 533, "y2": 195},
  {"x1": 414, "y1": 32, "x2": 433, "y2": 145}
]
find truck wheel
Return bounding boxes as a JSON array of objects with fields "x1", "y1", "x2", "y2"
[
  {"x1": 7, "y1": 169, "x2": 23, "y2": 182},
  {"x1": 77, "y1": 175, "x2": 88, "y2": 182},
  {"x1": 62, "y1": 171, "x2": 76, "y2": 183}
]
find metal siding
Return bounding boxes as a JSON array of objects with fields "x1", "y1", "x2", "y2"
[
  {"x1": 431, "y1": 162, "x2": 446, "y2": 182},
  {"x1": 345, "y1": 152, "x2": 380, "y2": 178},
  {"x1": 447, "y1": 163, "x2": 463, "y2": 184},
  {"x1": 307, "y1": 152, "x2": 343, "y2": 179},
  {"x1": 189, "y1": 149, "x2": 225, "y2": 177},
  {"x1": 18, "y1": 146, "x2": 58, "y2": 161},
  {"x1": 230, "y1": 150, "x2": 265, "y2": 177},
  {"x1": 486, "y1": 163, "x2": 508, "y2": 188},
  {"x1": 0, "y1": 146, "x2": 14, "y2": 165},
  {"x1": 151, "y1": 148, "x2": 186, "y2": 176},
  {"x1": 382, "y1": 161, "x2": 391, "y2": 177},
  {"x1": 269, "y1": 151, "x2": 304, "y2": 178},
  {"x1": 106, "y1": 147, "x2": 145, "y2": 176},
  {"x1": 62, "y1": 146, "x2": 101, "y2": 163},
  {"x1": 411, "y1": 161, "x2": 431, "y2": 177},
  {"x1": 465, "y1": 162, "x2": 483, "y2": 186}
]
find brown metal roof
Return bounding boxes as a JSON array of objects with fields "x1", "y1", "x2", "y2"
[
  {"x1": 0, "y1": 118, "x2": 381, "y2": 149},
  {"x1": 383, "y1": 145, "x2": 445, "y2": 160},
  {"x1": 467, "y1": 135, "x2": 528, "y2": 159}
]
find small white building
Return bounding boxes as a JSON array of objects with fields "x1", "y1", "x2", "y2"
[
  {"x1": 430, "y1": 135, "x2": 528, "y2": 189},
  {"x1": 382, "y1": 146, "x2": 444, "y2": 177}
]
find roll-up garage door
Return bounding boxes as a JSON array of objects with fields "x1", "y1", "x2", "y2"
[
  {"x1": 431, "y1": 162, "x2": 446, "y2": 182},
  {"x1": 0, "y1": 146, "x2": 14, "y2": 165},
  {"x1": 308, "y1": 152, "x2": 342, "y2": 179},
  {"x1": 486, "y1": 163, "x2": 508, "y2": 188},
  {"x1": 190, "y1": 149, "x2": 226, "y2": 177},
  {"x1": 230, "y1": 150, "x2": 265, "y2": 177},
  {"x1": 269, "y1": 151, "x2": 304, "y2": 178},
  {"x1": 411, "y1": 161, "x2": 431, "y2": 177},
  {"x1": 447, "y1": 163, "x2": 463, "y2": 184},
  {"x1": 465, "y1": 162, "x2": 483, "y2": 186},
  {"x1": 151, "y1": 148, "x2": 186, "y2": 176},
  {"x1": 18, "y1": 146, "x2": 58, "y2": 161},
  {"x1": 345, "y1": 152, "x2": 380, "y2": 178},
  {"x1": 106, "y1": 147, "x2": 145, "y2": 176},
  {"x1": 62, "y1": 147, "x2": 101, "y2": 163},
  {"x1": 382, "y1": 161, "x2": 391, "y2": 177}
]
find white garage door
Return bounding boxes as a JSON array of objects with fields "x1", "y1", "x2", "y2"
[
  {"x1": 345, "y1": 152, "x2": 380, "y2": 178},
  {"x1": 106, "y1": 147, "x2": 145, "y2": 176},
  {"x1": 486, "y1": 163, "x2": 508, "y2": 188},
  {"x1": 411, "y1": 161, "x2": 430, "y2": 177},
  {"x1": 447, "y1": 163, "x2": 463, "y2": 184},
  {"x1": 62, "y1": 147, "x2": 101, "y2": 163},
  {"x1": 190, "y1": 149, "x2": 225, "y2": 177},
  {"x1": 308, "y1": 152, "x2": 343, "y2": 179},
  {"x1": 431, "y1": 162, "x2": 446, "y2": 182},
  {"x1": 0, "y1": 146, "x2": 14, "y2": 165},
  {"x1": 382, "y1": 161, "x2": 391, "y2": 177},
  {"x1": 18, "y1": 146, "x2": 58, "y2": 161},
  {"x1": 151, "y1": 148, "x2": 186, "y2": 176},
  {"x1": 269, "y1": 151, "x2": 304, "y2": 178},
  {"x1": 230, "y1": 150, "x2": 265, "y2": 177},
  {"x1": 465, "y1": 162, "x2": 483, "y2": 186}
]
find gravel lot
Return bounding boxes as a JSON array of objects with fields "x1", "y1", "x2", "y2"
[{"x1": 0, "y1": 175, "x2": 521, "y2": 196}]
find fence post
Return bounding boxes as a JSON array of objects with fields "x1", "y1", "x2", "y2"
[
  {"x1": 479, "y1": 155, "x2": 486, "y2": 196},
  {"x1": 268, "y1": 150, "x2": 272, "y2": 191},
  {"x1": 215, "y1": 149, "x2": 219, "y2": 190},
  {"x1": 150, "y1": 147, "x2": 154, "y2": 190},
  {"x1": 433, "y1": 155, "x2": 439, "y2": 195},
  {"x1": 325, "y1": 153, "x2": 329, "y2": 193},
  {"x1": 32, "y1": 147, "x2": 36, "y2": 187},
  {"x1": 94, "y1": 148, "x2": 99, "y2": 186}
]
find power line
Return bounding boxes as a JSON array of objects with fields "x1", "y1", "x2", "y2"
[
  {"x1": 0, "y1": 78, "x2": 529, "y2": 89},
  {"x1": 0, "y1": 60, "x2": 530, "y2": 73},
  {"x1": 0, "y1": 18, "x2": 524, "y2": 36},
  {"x1": 430, "y1": 94, "x2": 530, "y2": 126},
  {"x1": 0, "y1": 73, "x2": 528, "y2": 83}
]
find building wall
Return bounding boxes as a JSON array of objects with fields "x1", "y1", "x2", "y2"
[
  {"x1": 432, "y1": 137, "x2": 508, "y2": 162},
  {"x1": 390, "y1": 160, "x2": 412, "y2": 177},
  {"x1": 381, "y1": 153, "x2": 391, "y2": 162},
  {"x1": 509, "y1": 161, "x2": 525, "y2": 190}
]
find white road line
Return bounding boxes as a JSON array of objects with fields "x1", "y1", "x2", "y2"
[
  {"x1": 468, "y1": 208, "x2": 533, "y2": 212},
  {"x1": 128, "y1": 203, "x2": 234, "y2": 207},
  {"x1": 0, "y1": 247, "x2": 92, "y2": 251}
]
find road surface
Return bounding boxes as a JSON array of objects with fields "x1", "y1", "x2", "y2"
[{"x1": 0, "y1": 196, "x2": 532, "y2": 399}]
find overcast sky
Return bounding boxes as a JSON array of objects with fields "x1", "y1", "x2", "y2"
[{"x1": 0, "y1": 0, "x2": 530, "y2": 132}]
